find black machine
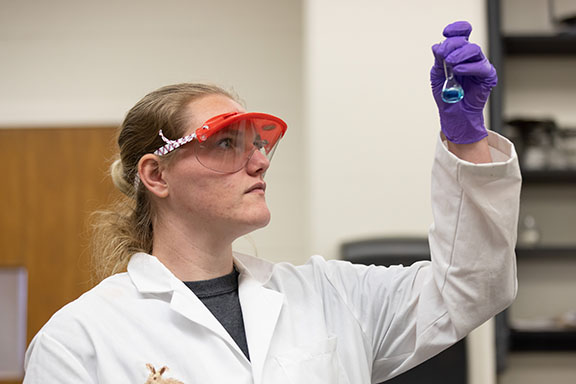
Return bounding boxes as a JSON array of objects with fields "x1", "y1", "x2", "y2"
[{"x1": 340, "y1": 237, "x2": 468, "y2": 384}]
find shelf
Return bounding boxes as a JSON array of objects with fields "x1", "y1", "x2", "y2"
[
  {"x1": 503, "y1": 34, "x2": 576, "y2": 55},
  {"x1": 521, "y1": 169, "x2": 576, "y2": 183},
  {"x1": 510, "y1": 328, "x2": 576, "y2": 351},
  {"x1": 516, "y1": 247, "x2": 576, "y2": 258}
]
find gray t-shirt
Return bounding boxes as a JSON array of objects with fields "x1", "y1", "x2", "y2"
[{"x1": 184, "y1": 268, "x2": 250, "y2": 360}]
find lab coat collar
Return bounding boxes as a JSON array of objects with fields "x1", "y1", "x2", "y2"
[
  {"x1": 127, "y1": 252, "x2": 178, "y2": 293},
  {"x1": 127, "y1": 252, "x2": 276, "y2": 293},
  {"x1": 232, "y1": 252, "x2": 275, "y2": 284}
]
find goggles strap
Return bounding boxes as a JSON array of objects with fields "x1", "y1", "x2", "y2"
[
  {"x1": 154, "y1": 130, "x2": 197, "y2": 156},
  {"x1": 159, "y1": 129, "x2": 172, "y2": 144}
]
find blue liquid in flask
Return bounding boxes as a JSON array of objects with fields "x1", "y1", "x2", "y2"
[{"x1": 441, "y1": 60, "x2": 464, "y2": 103}]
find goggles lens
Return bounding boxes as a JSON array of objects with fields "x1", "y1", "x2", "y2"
[{"x1": 153, "y1": 112, "x2": 287, "y2": 173}]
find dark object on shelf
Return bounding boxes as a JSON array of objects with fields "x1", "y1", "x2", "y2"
[
  {"x1": 505, "y1": 118, "x2": 556, "y2": 170},
  {"x1": 559, "y1": 15, "x2": 576, "y2": 29},
  {"x1": 549, "y1": 0, "x2": 576, "y2": 34},
  {"x1": 505, "y1": 118, "x2": 576, "y2": 174},
  {"x1": 510, "y1": 329, "x2": 576, "y2": 351},
  {"x1": 341, "y1": 238, "x2": 468, "y2": 384},
  {"x1": 506, "y1": 117, "x2": 556, "y2": 140}
]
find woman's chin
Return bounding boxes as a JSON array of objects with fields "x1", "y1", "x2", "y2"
[
  {"x1": 245, "y1": 208, "x2": 271, "y2": 232},
  {"x1": 253, "y1": 209, "x2": 271, "y2": 229}
]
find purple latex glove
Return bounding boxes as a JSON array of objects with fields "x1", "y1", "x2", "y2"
[{"x1": 431, "y1": 21, "x2": 498, "y2": 144}]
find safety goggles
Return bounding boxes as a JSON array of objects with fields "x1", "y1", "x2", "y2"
[{"x1": 154, "y1": 112, "x2": 287, "y2": 173}]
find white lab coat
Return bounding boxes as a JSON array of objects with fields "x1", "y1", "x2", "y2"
[{"x1": 24, "y1": 131, "x2": 521, "y2": 384}]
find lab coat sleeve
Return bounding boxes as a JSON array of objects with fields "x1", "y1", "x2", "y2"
[
  {"x1": 23, "y1": 332, "x2": 95, "y2": 384},
  {"x1": 319, "y1": 131, "x2": 521, "y2": 383}
]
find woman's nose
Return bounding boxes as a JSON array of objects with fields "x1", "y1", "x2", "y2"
[{"x1": 245, "y1": 147, "x2": 270, "y2": 175}]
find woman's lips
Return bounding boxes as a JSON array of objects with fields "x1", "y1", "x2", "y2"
[{"x1": 246, "y1": 182, "x2": 266, "y2": 194}]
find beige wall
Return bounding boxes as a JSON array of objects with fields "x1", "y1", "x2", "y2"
[
  {"x1": 304, "y1": 0, "x2": 489, "y2": 259},
  {"x1": 0, "y1": 0, "x2": 308, "y2": 265}
]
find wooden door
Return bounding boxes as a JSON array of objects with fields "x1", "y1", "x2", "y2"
[{"x1": 0, "y1": 127, "x2": 119, "y2": 384}]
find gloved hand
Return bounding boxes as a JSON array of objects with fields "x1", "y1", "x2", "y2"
[{"x1": 431, "y1": 21, "x2": 498, "y2": 144}]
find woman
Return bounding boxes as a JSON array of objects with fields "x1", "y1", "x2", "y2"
[{"x1": 24, "y1": 21, "x2": 521, "y2": 383}]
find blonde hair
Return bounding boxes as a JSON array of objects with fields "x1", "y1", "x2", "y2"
[{"x1": 91, "y1": 83, "x2": 240, "y2": 283}]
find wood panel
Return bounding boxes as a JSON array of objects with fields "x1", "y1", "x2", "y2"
[{"x1": 0, "y1": 127, "x2": 120, "y2": 383}]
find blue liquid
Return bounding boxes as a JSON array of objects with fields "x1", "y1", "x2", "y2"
[
  {"x1": 442, "y1": 87, "x2": 464, "y2": 103},
  {"x1": 441, "y1": 59, "x2": 464, "y2": 104}
]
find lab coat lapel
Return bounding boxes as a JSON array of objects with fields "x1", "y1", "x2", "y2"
[
  {"x1": 238, "y1": 271, "x2": 284, "y2": 384},
  {"x1": 128, "y1": 253, "x2": 249, "y2": 362},
  {"x1": 169, "y1": 287, "x2": 248, "y2": 361}
]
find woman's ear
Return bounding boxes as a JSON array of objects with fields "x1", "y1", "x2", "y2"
[{"x1": 138, "y1": 154, "x2": 169, "y2": 198}]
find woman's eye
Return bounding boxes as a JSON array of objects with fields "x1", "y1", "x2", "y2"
[
  {"x1": 216, "y1": 137, "x2": 234, "y2": 149},
  {"x1": 253, "y1": 137, "x2": 269, "y2": 149}
]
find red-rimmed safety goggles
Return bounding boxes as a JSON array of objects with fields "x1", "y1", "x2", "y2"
[{"x1": 154, "y1": 112, "x2": 287, "y2": 173}]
